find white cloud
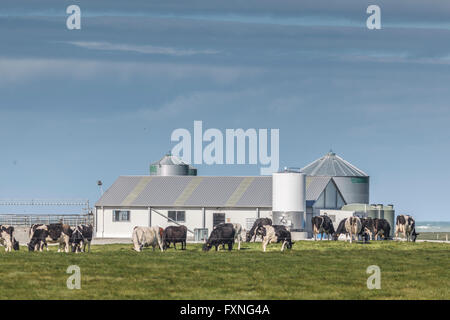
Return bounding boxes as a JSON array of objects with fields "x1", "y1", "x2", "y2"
[
  {"x1": 66, "y1": 41, "x2": 220, "y2": 56},
  {"x1": 0, "y1": 57, "x2": 262, "y2": 85}
]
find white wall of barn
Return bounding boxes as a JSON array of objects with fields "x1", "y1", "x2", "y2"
[{"x1": 95, "y1": 207, "x2": 272, "y2": 238}]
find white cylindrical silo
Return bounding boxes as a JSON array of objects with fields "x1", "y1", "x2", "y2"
[{"x1": 272, "y1": 171, "x2": 306, "y2": 231}]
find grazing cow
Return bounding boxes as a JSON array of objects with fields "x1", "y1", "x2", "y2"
[
  {"x1": 216, "y1": 223, "x2": 243, "y2": 251},
  {"x1": 71, "y1": 224, "x2": 93, "y2": 253},
  {"x1": 395, "y1": 215, "x2": 418, "y2": 242},
  {"x1": 258, "y1": 225, "x2": 292, "y2": 252},
  {"x1": 359, "y1": 217, "x2": 375, "y2": 242},
  {"x1": 246, "y1": 218, "x2": 272, "y2": 242},
  {"x1": 333, "y1": 218, "x2": 348, "y2": 240},
  {"x1": 345, "y1": 217, "x2": 362, "y2": 243},
  {"x1": 163, "y1": 225, "x2": 187, "y2": 250},
  {"x1": 312, "y1": 215, "x2": 335, "y2": 240},
  {"x1": 28, "y1": 223, "x2": 73, "y2": 252},
  {"x1": 132, "y1": 226, "x2": 164, "y2": 252},
  {"x1": 373, "y1": 218, "x2": 391, "y2": 240},
  {"x1": 203, "y1": 223, "x2": 235, "y2": 251},
  {"x1": 0, "y1": 225, "x2": 19, "y2": 252}
]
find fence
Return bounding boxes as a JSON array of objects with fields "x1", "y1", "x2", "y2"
[{"x1": 0, "y1": 214, "x2": 94, "y2": 228}]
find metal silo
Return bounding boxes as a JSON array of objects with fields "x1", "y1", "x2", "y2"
[
  {"x1": 383, "y1": 204, "x2": 395, "y2": 237},
  {"x1": 301, "y1": 151, "x2": 369, "y2": 205},
  {"x1": 272, "y1": 169, "x2": 306, "y2": 232},
  {"x1": 150, "y1": 153, "x2": 197, "y2": 176}
]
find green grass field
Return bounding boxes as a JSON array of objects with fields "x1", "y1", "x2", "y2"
[{"x1": 1, "y1": 241, "x2": 449, "y2": 300}]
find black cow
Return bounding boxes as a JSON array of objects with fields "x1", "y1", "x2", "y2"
[
  {"x1": 0, "y1": 225, "x2": 19, "y2": 252},
  {"x1": 246, "y1": 218, "x2": 272, "y2": 242},
  {"x1": 203, "y1": 223, "x2": 235, "y2": 251},
  {"x1": 373, "y1": 218, "x2": 391, "y2": 240},
  {"x1": 163, "y1": 225, "x2": 187, "y2": 250},
  {"x1": 71, "y1": 224, "x2": 93, "y2": 253},
  {"x1": 312, "y1": 215, "x2": 335, "y2": 240}
]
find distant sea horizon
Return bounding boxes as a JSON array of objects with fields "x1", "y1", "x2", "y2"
[{"x1": 416, "y1": 221, "x2": 450, "y2": 232}]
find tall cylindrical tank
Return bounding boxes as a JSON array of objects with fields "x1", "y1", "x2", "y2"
[
  {"x1": 272, "y1": 171, "x2": 306, "y2": 231},
  {"x1": 383, "y1": 204, "x2": 395, "y2": 237}
]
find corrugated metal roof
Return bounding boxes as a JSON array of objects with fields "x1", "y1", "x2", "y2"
[
  {"x1": 301, "y1": 151, "x2": 368, "y2": 177},
  {"x1": 96, "y1": 175, "x2": 331, "y2": 208},
  {"x1": 305, "y1": 176, "x2": 331, "y2": 201}
]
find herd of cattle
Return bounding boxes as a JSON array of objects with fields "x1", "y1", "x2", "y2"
[
  {"x1": 312, "y1": 214, "x2": 419, "y2": 243},
  {"x1": 0, "y1": 223, "x2": 93, "y2": 253},
  {"x1": 0, "y1": 214, "x2": 419, "y2": 253}
]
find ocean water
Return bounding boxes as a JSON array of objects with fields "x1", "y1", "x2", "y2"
[{"x1": 416, "y1": 221, "x2": 450, "y2": 232}]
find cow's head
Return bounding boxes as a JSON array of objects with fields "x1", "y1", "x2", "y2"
[
  {"x1": 13, "y1": 239, "x2": 19, "y2": 251},
  {"x1": 245, "y1": 231, "x2": 253, "y2": 242},
  {"x1": 412, "y1": 230, "x2": 419, "y2": 242},
  {"x1": 332, "y1": 233, "x2": 339, "y2": 241},
  {"x1": 27, "y1": 239, "x2": 38, "y2": 252},
  {"x1": 202, "y1": 242, "x2": 212, "y2": 251},
  {"x1": 256, "y1": 226, "x2": 266, "y2": 238}
]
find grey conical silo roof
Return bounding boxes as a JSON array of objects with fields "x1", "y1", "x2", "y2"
[
  {"x1": 151, "y1": 154, "x2": 195, "y2": 168},
  {"x1": 301, "y1": 151, "x2": 368, "y2": 177}
]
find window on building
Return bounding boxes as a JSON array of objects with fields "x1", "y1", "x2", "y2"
[
  {"x1": 113, "y1": 210, "x2": 130, "y2": 222},
  {"x1": 213, "y1": 213, "x2": 225, "y2": 227},
  {"x1": 168, "y1": 211, "x2": 186, "y2": 222}
]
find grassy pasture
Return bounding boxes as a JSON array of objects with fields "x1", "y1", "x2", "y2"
[{"x1": 0, "y1": 241, "x2": 448, "y2": 300}]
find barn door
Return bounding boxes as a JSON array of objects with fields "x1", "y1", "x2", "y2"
[{"x1": 213, "y1": 213, "x2": 225, "y2": 227}]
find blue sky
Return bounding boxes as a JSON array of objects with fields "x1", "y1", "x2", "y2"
[{"x1": 0, "y1": 0, "x2": 449, "y2": 220}]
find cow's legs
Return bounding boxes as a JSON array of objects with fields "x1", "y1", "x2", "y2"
[
  {"x1": 281, "y1": 241, "x2": 286, "y2": 251},
  {"x1": 262, "y1": 238, "x2": 269, "y2": 252}
]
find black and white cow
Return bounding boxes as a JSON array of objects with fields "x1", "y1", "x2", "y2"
[
  {"x1": 333, "y1": 217, "x2": 362, "y2": 243},
  {"x1": 359, "y1": 217, "x2": 375, "y2": 242},
  {"x1": 373, "y1": 218, "x2": 391, "y2": 240},
  {"x1": 312, "y1": 215, "x2": 335, "y2": 240},
  {"x1": 395, "y1": 215, "x2": 418, "y2": 242},
  {"x1": 28, "y1": 223, "x2": 73, "y2": 252},
  {"x1": 203, "y1": 223, "x2": 235, "y2": 251},
  {"x1": 246, "y1": 218, "x2": 272, "y2": 242},
  {"x1": 0, "y1": 225, "x2": 19, "y2": 252},
  {"x1": 258, "y1": 225, "x2": 292, "y2": 252},
  {"x1": 345, "y1": 217, "x2": 362, "y2": 243},
  {"x1": 333, "y1": 218, "x2": 348, "y2": 241},
  {"x1": 71, "y1": 224, "x2": 93, "y2": 253}
]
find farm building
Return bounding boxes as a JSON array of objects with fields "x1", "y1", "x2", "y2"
[{"x1": 95, "y1": 152, "x2": 370, "y2": 239}]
